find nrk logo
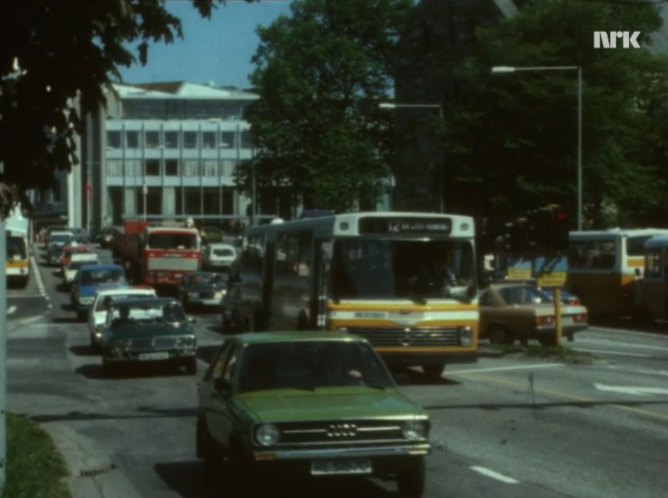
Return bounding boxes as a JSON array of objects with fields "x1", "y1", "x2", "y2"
[{"x1": 593, "y1": 31, "x2": 641, "y2": 49}]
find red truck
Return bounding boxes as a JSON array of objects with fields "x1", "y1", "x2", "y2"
[{"x1": 111, "y1": 221, "x2": 202, "y2": 289}]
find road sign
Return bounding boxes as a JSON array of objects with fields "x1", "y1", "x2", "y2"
[
  {"x1": 507, "y1": 257, "x2": 533, "y2": 281},
  {"x1": 534, "y1": 256, "x2": 568, "y2": 287}
]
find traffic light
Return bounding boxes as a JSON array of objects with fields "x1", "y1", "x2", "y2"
[
  {"x1": 528, "y1": 204, "x2": 570, "y2": 255},
  {"x1": 508, "y1": 217, "x2": 532, "y2": 254}
]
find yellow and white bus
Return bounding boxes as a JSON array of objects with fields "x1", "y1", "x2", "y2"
[
  {"x1": 566, "y1": 228, "x2": 668, "y2": 317},
  {"x1": 635, "y1": 235, "x2": 668, "y2": 322},
  {"x1": 235, "y1": 211, "x2": 481, "y2": 378},
  {"x1": 6, "y1": 212, "x2": 31, "y2": 288}
]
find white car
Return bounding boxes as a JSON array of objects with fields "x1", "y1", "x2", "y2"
[
  {"x1": 63, "y1": 253, "x2": 99, "y2": 288},
  {"x1": 88, "y1": 286, "x2": 157, "y2": 351},
  {"x1": 202, "y1": 243, "x2": 237, "y2": 270}
]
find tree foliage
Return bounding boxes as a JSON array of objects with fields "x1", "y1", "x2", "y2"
[
  {"x1": 446, "y1": 0, "x2": 667, "y2": 228},
  {"x1": 0, "y1": 0, "x2": 221, "y2": 217},
  {"x1": 245, "y1": 0, "x2": 413, "y2": 214}
]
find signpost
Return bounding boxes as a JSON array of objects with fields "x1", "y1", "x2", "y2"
[{"x1": 534, "y1": 255, "x2": 569, "y2": 345}]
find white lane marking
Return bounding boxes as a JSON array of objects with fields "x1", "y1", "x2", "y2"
[
  {"x1": 448, "y1": 363, "x2": 564, "y2": 375},
  {"x1": 470, "y1": 466, "x2": 519, "y2": 484},
  {"x1": 611, "y1": 367, "x2": 668, "y2": 378},
  {"x1": 576, "y1": 337, "x2": 668, "y2": 352},
  {"x1": 594, "y1": 383, "x2": 668, "y2": 396},
  {"x1": 7, "y1": 306, "x2": 16, "y2": 315},
  {"x1": 588, "y1": 326, "x2": 668, "y2": 339},
  {"x1": 19, "y1": 315, "x2": 44, "y2": 325},
  {"x1": 571, "y1": 348, "x2": 651, "y2": 358},
  {"x1": 30, "y1": 255, "x2": 48, "y2": 300}
]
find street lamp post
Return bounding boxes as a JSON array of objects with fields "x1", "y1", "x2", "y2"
[
  {"x1": 491, "y1": 65, "x2": 583, "y2": 231},
  {"x1": 379, "y1": 102, "x2": 445, "y2": 213}
]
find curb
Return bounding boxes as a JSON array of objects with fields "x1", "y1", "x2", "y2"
[{"x1": 44, "y1": 424, "x2": 141, "y2": 498}]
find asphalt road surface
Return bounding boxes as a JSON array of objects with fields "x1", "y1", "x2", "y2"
[{"x1": 6, "y1": 246, "x2": 668, "y2": 498}]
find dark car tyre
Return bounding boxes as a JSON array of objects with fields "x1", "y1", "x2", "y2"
[
  {"x1": 184, "y1": 357, "x2": 197, "y2": 376},
  {"x1": 396, "y1": 456, "x2": 426, "y2": 498},
  {"x1": 488, "y1": 325, "x2": 514, "y2": 345}
]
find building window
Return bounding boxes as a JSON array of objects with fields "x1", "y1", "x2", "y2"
[
  {"x1": 221, "y1": 131, "x2": 236, "y2": 149},
  {"x1": 107, "y1": 160, "x2": 123, "y2": 176},
  {"x1": 125, "y1": 160, "x2": 141, "y2": 177},
  {"x1": 126, "y1": 131, "x2": 140, "y2": 148},
  {"x1": 165, "y1": 159, "x2": 179, "y2": 176},
  {"x1": 145, "y1": 159, "x2": 161, "y2": 176},
  {"x1": 185, "y1": 188, "x2": 201, "y2": 214},
  {"x1": 145, "y1": 131, "x2": 160, "y2": 148},
  {"x1": 165, "y1": 131, "x2": 179, "y2": 148},
  {"x1": 222, "y1": 160, "x2": 236, "y2": 177},
  {"x1": 203, "y1": 160, "x2": 217, "y2": 177},
  {"x1": 107, "y1": 131, "x2": 121, "y2": 149},
  {"x1": 183, "y1": 131, "x2": 198, "y2": 148},
  {"x1": 203, "y1": 188, "x2": 221, "y2": 215},
  {"x1": 202, "y1": 132, "x2": 217, "y2": 149},
  {"x1": 183, "y1": 160, "x2": 199, "y2": 177},
  {"x1": 241, "y1": 130, "x2": 253, "y2": 148}
]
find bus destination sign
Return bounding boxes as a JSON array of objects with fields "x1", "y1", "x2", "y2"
[{"x1": 359, "y1": 217, "x2": 452, "y2": 235}]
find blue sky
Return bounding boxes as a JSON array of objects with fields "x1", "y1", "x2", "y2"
[{"x1": 119, "y1": 0, "x2": 293, "y2": 89}]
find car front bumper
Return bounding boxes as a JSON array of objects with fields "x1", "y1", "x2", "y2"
[
  {"x1": 252, "y1": 443, "x2": 430, "y2": 461},
  {"x1": 103, "y1": 349, "x2": 197, "y2": 364}
]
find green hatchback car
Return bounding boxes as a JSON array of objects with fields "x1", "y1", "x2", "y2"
[{"x1": 196, "y1": 332, "x2": 431, "y2": 497}]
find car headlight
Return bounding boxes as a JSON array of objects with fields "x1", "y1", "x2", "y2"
[
  {"x1": 255, "y1": 424, "x2": 280, "y2": 447},
  {"x1": 175, "y1": 336, "x2": 196, "y2": 349},
  {"x1": 459, "y1": 326, "x2": 473, "y2": 346},
  {"x1": 214, "y1": 291, "x2": 225, "y2": 299},
  {"x1": 402, "y1": 420, "x2": 428, "y2": 441}
]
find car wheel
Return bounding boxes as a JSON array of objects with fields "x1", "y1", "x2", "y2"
[
  {"x1": 488, "y1": 326, "x2": 514, "y2": 345},
  {"x1": 421, "y1": 364, "x2": 445, "y2": 379},
  {"x1": 77, "y1": 310, "x2": 87, "y2": 321},
  {"x1": 89, "y1": 334, "x2": 100, "y2": 353},
  {"x1": 184, "y1": 357, "x2": 197, "y2": 376},
  {"x1": 198, "y1": 419, "x2": 223, "y2": 481},
  {"x1": 396, "y1": 456, "x2": 426, "y2": 498}
]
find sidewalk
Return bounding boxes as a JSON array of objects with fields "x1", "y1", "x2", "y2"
[{"x1": 45, "y1": 424, "x2": 141, "y2": 498}]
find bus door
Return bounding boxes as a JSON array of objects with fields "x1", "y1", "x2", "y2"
[
  {"x1": 642, "y1": 243, "x2": 668, "y2": 321},
  {"x1": 311, "y1": 239, "x2": 332, "y2": 330}
]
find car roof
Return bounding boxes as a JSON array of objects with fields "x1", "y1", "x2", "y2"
[
  {"x1": 95, "y1": 287, "x2": 155, "y2": 298},
  {"x1": 229, "y1": 331, "x2": 366, "y2": 346},
  {"x1": 207, "y1": 242, "x2": 235, "y2": 248},
  {"x1": 109, "y1": 297, "x2": 179, "y2": 308}
]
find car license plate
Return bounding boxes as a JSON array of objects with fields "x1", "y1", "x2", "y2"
[
  {"x1": 138, "y1": 352, "x2": 169, "y2": 361},
  {"x1": 311, "y1": 459, "x2": 372, "y2": 476}
]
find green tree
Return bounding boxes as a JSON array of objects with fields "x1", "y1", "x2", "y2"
[
  {"x1": 446, "y1": 0, "x2": 667, "y2": 228},
  {"x1": 0, "y1": 0, "x2": 225, "y2": 216},
  {"x1": 245, "y1": 0, "x2": 413, "y2": 214}
]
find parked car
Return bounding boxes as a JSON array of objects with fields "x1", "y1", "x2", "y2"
[
  {"x1": 479, "y1": 283, "x2": 589, "y2": 346},
  {"x1": 220, "y1": 281, "x2": 242, "y2": 332},
  {"x1": 71, "y1": 263, "x2": 127, "y2": 320},
  {"x1": 63, "y1": 253, "x2": 99, "y2": 289},
  {"x1": 196, "y1": 332, "x2": 430, "y2": 497},
  {"x1": 70, "y1": 227, "x2": 90, "y2": 244},
  {"x1": 177, "y1": 271, "x2": 227, "y2": 310},
  {"x1": 202, "y1": 243, "x2": 237, "y2": 271},
  {"x1": 88, "y1": 286, "x2": 157, "y2": 351},
  {"x1": 200, "y1": 225, "x2": 224, "y2": 245},
  {"x1": 46, "y1": 231, "x2": 75, "y2": 265},
  {"x1": 100, "y1": 298, "x2": 197, "y2": 375}
]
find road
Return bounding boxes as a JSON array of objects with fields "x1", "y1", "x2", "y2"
[{"x1": 6, "y1": 246, "x2": 668, "y2": 498}]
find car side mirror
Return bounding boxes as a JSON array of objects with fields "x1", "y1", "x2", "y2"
[{"x1": 214, "y1": 377, "x2": 232, "y2": 394}]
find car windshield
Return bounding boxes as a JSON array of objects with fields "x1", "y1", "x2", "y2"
[
  {"x1": 108, "y1": 302, "x2": 186, "y2": 329},
  {"x1": 237, "y1": 341, "x2": 395, "y2": 392},
  {"x1": 187, "y1": 273, "x2": 224, "y2": 285},
  {"x1": 148, "y1": 233, "x2": 198, "y2": 250},
  {"x1": 499, "y1": 286, "x2": 549, "y2": 305},
  {"x1": 51, "y1": 234, "x2": 73, "y2": 244},
  {"x1": 95, "y1": 293, "x2": 154, "y2": 311},
  {"x1": 213, "y1": 247, "x2": 235, "y2": 257},
  {"x1": 68, "y1": 261, "x2": 93, "y2": 270},
  {"x1": 330, "y1": 238, "x2": 475, "y2": 303},
  {"x1": 80, "y1": 269, "x2": 124, "y2": 286}
]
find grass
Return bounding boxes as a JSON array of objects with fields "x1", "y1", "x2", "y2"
[{"x1": 3, "y1": 413, "x2": 70, "y2": 498}]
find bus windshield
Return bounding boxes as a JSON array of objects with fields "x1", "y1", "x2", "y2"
[
  {"x1": 7, "y1": 236, "x2": 27, "y2": 260},
  {"x1": 330, "y1": 238, "x2": 475, "y2": 302}
]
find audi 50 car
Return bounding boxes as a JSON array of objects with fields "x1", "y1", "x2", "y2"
[{"x1": 196, "y1": 332, "x2": 430, "y2": 497}]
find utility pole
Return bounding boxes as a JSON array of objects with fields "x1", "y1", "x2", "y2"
[{"x1": 0, "y1": 218, "x2": 7, "y2": 493}]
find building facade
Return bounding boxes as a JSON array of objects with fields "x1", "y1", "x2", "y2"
[{"x1": 102, "y1": 81, "x2": 260, "y2": 229}]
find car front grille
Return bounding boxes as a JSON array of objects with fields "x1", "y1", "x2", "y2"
[
  {"x1": 276, "y1": 420, "x2": 405, "y2": 445},
  {"x1": 346, "y1": 327, "x2": 461, "y2": 347},
  {"x1": 130, "y1": 337, "x2": 180, "y2": 350}
]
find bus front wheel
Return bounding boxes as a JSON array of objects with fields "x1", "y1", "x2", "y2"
[{"x1": 421, "y1": 364, "x2": 445, "y2": 379}]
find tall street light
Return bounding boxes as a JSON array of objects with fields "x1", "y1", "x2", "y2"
[
  {"x1": 379, "y1": 102, "x2": 445, "y2": 213},
  {"x1": 491, "y1": 65, "x2": 583, "y2": 230}
]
